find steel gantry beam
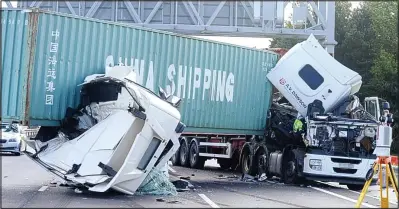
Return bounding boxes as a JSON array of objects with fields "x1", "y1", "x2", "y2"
[{"x1": 3, "y1": 1, "x2": 337, "y2": 54}]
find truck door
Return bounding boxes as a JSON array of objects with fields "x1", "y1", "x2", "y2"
[{"x1": 364, "y1": 97, "x2": 380, "y2": 120}]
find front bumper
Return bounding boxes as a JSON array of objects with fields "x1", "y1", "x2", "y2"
[
  {"x1": 0, "y1": 142, "x2": 20, "y2": 153},
  {"x1": 303, "y1": 153, "x2": 377, "y2": 185}
]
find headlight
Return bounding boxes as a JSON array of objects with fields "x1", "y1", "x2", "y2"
[
  {"x1": 309, "y1": 159, "x2": 322, "y2": 171},
  {"x1": 8, "y1": 138, "x2": 17, "y2": 142}
]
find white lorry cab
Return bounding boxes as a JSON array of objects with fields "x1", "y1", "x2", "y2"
[
  {"x1": 23, "y1": 66, "x2": 185, "y2": 195},
  {"x1": 262, "y1": 34, "x2": 383, "y2": 190}
]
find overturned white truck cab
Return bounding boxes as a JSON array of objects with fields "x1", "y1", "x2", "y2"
[
  {"x1": 24, "y1": 67, "x2": 185, "y2": 195},
  {"x1": 262, "y1": 34, "x2": 381, "y2": 190}
]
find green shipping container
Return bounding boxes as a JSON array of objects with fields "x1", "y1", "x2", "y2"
[{"x1": 1, "y1": 9, "x2": 279, "y2": 135}]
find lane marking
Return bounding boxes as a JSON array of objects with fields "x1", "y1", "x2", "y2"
[
  {"x1": 198, "y1": 194, "x2": 220, "y2": 208},
  {"x1": 317, "y1": 181, "x2": 398, "y2": 205},
  {"x1": 311, "y1": 187, "x2": 377, "y2": 208},
  {"x1": 347, "y1": 188, "x2": 398, "y2": 205},
  {"x1": 38, "y1": 186, "x2": 48, "y2": 192},
  {"x1": 168, "y1": 167, "x2": 176, "y2": 173}
]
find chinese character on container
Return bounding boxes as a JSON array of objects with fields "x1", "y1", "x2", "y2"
[
  {"x1": 48, "y1": 55, "x2": 57, "y2": 66},
  {"x1": 46, "y1": 81, "x2": 56, "y2": 93},
  {"x1": 47, "y1": 69, "x2": 56, "y2": 79},
  {"x1": 45, "y1": 95, "x2": 54, "y2": 105},
  {"x1": 49, "y1": 42, "x2": 58, "y2": 53},
  {"x1": 51, "y1": 30, "x2": 60, "y2": 40}
]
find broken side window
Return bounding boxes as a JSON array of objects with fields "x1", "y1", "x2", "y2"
[
  {"x1": 298, "y1": 64, "x2": 324, "y2": 90},
  {"x1": 80, "y1": 82, "x2": 122, "y2": 107}
]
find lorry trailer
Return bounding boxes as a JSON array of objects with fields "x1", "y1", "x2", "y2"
[{"x1": 1, "y1": 8, "x2": 277, "y2": 168}]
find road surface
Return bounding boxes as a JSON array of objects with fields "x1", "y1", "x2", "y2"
[{"x1": 2, "y1": 153, "x2": 398, "y2": 208}]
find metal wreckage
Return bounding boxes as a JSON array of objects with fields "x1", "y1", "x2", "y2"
[{"x1": 24, "y1": 66, "x2": 185, "y2": 195}]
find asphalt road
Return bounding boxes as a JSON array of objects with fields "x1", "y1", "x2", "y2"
[{"x1": 2, "y1": 153, "x2": 398, "y2": 208}]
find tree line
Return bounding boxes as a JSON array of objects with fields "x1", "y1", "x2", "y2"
[{"x1": 269, "y1": 1, "x2": 398, "y2": 154}]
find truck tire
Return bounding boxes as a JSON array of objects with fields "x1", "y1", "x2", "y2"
[
  {"x1": 170, "y1": 145, "x2": 181, "y2": 166},
  {"x1": 241, "y1": 148, "x2": 255, "y2": 176},
  {"x1": 189, "y1": 139, "x2": 205, "y2": 169},
  {"x1": 217, "y1": 159, "x2": 231, "y2": 170},
  {"x1": 346, "y1": 184, "x2": 364, "y2": 191},
  {"x1": 254, "y1": 148, "x2": 268, "y2": 176},
  {"x1": 179, "y1": 139, "x2": 190, "y2": 167},
  {"x1": 283, "y1": 151, "x2": 300, "y2": 184}
]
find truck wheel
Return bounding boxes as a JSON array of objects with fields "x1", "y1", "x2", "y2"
[
  {"x1": 189, "y1": 139, "x2": 205, "y2": 169},
  {"x1": 241, "y1": 149, "x2": 255, "y2": 176},
  {"x1": 179, "y1": 139, "x2": 190, "y2": 167},
  {"x1": 254, "y1": 148, "x2": 268, "y2": 176},
  {"x1": 170, "y1": 145, "x2": 181, "y2": 166},
  {"x1": 346, "y1": 184, "x2": 364, "y2": 191},
  {"x1": 283, "y1": 151, "x2": 299, "y2": 184},
  {"x1": 217, "y1": 159, "x2": 231, "y2": 170}
]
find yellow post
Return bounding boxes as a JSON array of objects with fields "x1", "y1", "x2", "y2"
[
  {"x1": 380, "y1": 162, "x2": 389, "y2": 208},
  {"x1": 355, "y1": 162, "x2": 377, "y2": 208}
]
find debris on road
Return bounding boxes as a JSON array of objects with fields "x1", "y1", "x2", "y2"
[
  {"x1": 156, "y1": 198, "x2": 165, "y2": 202},
  {"x1": 179, "y1": 176, "x2": 191, "y2": 180},
  {"x1": 258, "y1": 173, "x2": 267, "y2": 182},
  {"x1": 135, "y1": 168, "x2": 178, "y2": 196},
  {"x1": 167, "y1": 200, "x2": 180, "y2": 204},
  {"x1": 241, "y1": 174, "x2": 256, "y2": 182},
  {"x1": 172, "y1": 179, "x2": 195, "y2": 192},
  {"x1": 74, "y1": 188, "x2": 83, "y2": 194}
]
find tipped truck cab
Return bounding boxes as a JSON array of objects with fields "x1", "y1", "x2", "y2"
[{"x1": 23, "y1": 66, "x2": 185, "y2": 195}]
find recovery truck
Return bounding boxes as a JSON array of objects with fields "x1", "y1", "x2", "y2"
[{"x1": 171, "y1": 35, "x2": 389, "y2": 190}]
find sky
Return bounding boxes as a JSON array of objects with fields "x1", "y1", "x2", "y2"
[{"x1": 2, "y1": 1, "x2": 362, "y2": 49}]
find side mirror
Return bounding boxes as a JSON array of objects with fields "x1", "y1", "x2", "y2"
[
  {"x1": 158, "y1": 86, "x2": 168, "y2": 100},
  {"x1": 158, "y1": 86, "x2": 182, "y2": 108},
  {"x1": 167, "y1": 96, "x2": 182, "y2": 108}
]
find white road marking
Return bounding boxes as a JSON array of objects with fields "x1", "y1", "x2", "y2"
[
  {"x1": 38, "y1": 186, "x2": 48, "y2": 192},
  {"x1": 318, "y1": 181, "x2": 398, "y2": 205},
  {"x1": 168, "y1": 167, "x2": 176, "y2": 173},
  {"x1": 347, "y1": 188, "x2": 398, "y2": 205},
  {"x1": 198, "y1": 194, "x2": 220, "y2": 208},
  {"x1": 311, "y1": 187, "x2": 377, "y2": 208}
]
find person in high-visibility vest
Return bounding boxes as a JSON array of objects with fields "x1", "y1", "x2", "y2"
[
  {"x1": 293, "y1": 113, "x2": 307, "y2": 145},
  {"x1": 293, "y1": 113, "x2": 305, "y2": 133}
]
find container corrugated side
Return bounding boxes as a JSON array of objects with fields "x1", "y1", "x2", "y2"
[
  {"x1": 2, "y1": 9, "x2": 279, "y2": 135},
  {"x1": 1, "y1": 10, "x2": 30, "y2": 123}
]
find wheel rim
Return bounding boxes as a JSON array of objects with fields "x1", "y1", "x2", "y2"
[
  {"x1": 286, "y1": 161, "x2": 296, "y2": 177},
  {"x1": 180, "y1": 143, "x2": 187, "y2": 163},
  {"x1": 258, "y1": 154, "x2": 267, "y2": 174},
  {"x1": 190, "y1": 144, "x2": 197, "y2": 164},
  {"x1": 243, "y1": 154, "x2": 250, "y2": 173}
]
